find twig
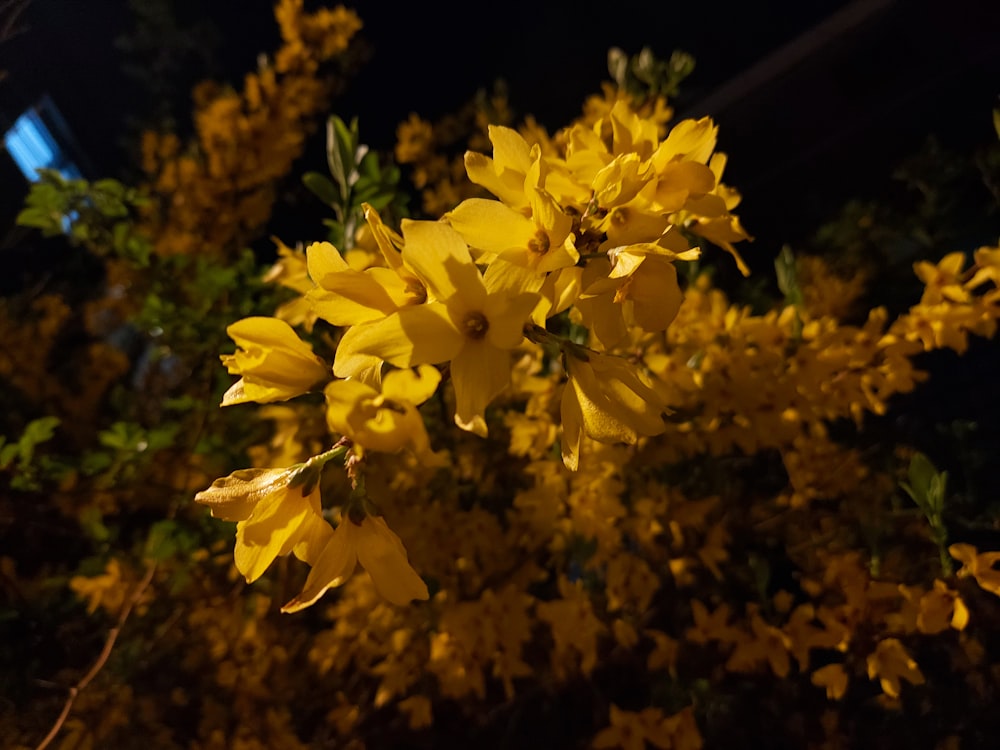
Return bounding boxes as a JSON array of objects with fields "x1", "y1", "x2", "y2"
[{"x1": 35, "y1": 561, "x2": 156, "y2": 750}]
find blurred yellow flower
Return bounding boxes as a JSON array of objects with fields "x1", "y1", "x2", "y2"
[{"x1": 866, "y1": 638, "x2": 924, "y2": 698}]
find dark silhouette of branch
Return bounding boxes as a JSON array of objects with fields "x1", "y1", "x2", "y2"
[{"x1": 35, "y1": 561, "x2": 156, "y2": 750}]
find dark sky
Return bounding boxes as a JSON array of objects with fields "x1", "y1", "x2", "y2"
[{"x1": 2, "y1": 0, "x2": 998, "y2": 248}]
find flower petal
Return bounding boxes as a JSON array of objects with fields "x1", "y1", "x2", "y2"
[
  {"x1": 356, "y1": 517, "x2": 428, "y2": 605},
  {"x1": 347, "y1": 304, "x2": 463, "y2": 368},
  {"x1": 451, "y1": 342, "x2": 511, "y2": 436},
  {"x1": 401, "y1": 220, "x2": 485, "y2": 306},
  {"x1": 281, "y1": 522, "x2": 358, "y2": 613}
]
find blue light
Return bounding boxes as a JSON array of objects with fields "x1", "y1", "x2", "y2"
[{"x1": 3, "y1": 105, "x2": 82, "y2": 182}]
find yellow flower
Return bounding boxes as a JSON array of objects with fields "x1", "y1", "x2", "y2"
[
  {"x1": 591, "y1": 705, "x2": 647, "y2": 750},
  {"x1": 561, "y1": 349, "x2": 668, "y2": 470},
  {"x1": 811, "y1": 663, "x2": 849, "y2": 700},
  {"x1": 916, "y1": 579, "x2": 969, "y2": 634},
  {"x1": 866, "y1": 638, "x2": 924, "y2": 698},
  {"x1": 220, "y1": 317, "x2": 329, "y2": 406},
  {"x1": 69, "y1": 558, "x2": 129, "y2": 616},
  {"x1": 949, "y1": 543, "x2": 1000, "y2": 597},
  {"x1": 338, "y1": 219, "x2": 538, "y2": 436},
  {"x1": 195, "y1": 466, "x2": 333, "y2": 583},
  {"x1": 324, "y1": 365, "x2": 446, "y2": 465},
  {"x1": 463, "y1": 125, "x2": 535, "y2": 211},
  {"x1": 281, "y1": 513, "x2": 428, "y2": 611},
  {"x1": 446, "y1": 171, "x2": 579, "y2": 275},
  {"x1": 914, "y1": 252, "x2": 970, "y2": 304}
]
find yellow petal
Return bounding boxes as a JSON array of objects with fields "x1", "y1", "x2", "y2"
[
  {"x1": 356, "y1": 517, "x2": 428, "y2": 605},
  {"x1": 332, "y1": 326, "x2": 385, "y2": 382},
  {"x1": 306, "y1": 241, "x2": 349, "y2": 282},
  {"x1": 324, "y1": 379, "x2": 379, "y2": 437},
  {"x1": 401, "y1": 219, "x2": 485, "y2": 306},
  {"x1": 451, "y1": 342, "x2": 511, "y2": 437},
  {"x1": 488, "y1": 125, "x2": 532, "y2": 175},
  {"x1": 560, "y1": 379, "x2": 584, "y2": 471},
  {"x1": 194, "y1": 467, "x2": 294, "y2": 521},
  {"x1": 291, "y1": 512, "x2": 335, "y2": 566},
  {"x1": 235, "y1": 486, "x2": 320, "y2": 583},
  {"x1": 281, "y1": 522, "x2": 358, "y2": 613},
  {"x1": 382, "y1": 364, "x2": 441, "y2": 405},
  {"x1": 483, "y1": 291, "x2": 539, "y2": 350},
  {"x1": 348, "y1": 304, "x2": 463, "y2": 368},
  {"x1": 447, "y1": 198, "x2": 536, "y2": 255}
]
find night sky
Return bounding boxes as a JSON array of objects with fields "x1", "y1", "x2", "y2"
[{"x1": 2, "y1": 0, "x2": 999, "y2": 249}]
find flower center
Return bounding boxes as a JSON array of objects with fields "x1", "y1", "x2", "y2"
[
  {"x1": 527, "y1": 230, "x2": 551, "y2": 255},
  {"x1": 462, "y1": 311, "x2": 490, "y2": 340}
]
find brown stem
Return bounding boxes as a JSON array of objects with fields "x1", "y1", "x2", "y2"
[{"x1": 35, "y1": 561, "x2": 156, "y2": 750}]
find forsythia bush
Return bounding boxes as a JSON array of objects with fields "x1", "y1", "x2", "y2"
[{"x1": 4, "y1": 4, "x2": 1000, "y2": 749}]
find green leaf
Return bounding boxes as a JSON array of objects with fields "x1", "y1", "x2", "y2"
[
  {"x1": 145, "y1": 520, "x2": 179, "y2": 560},
  {"x1": 0, "y1": 443, "x2": 18, "y2": 469},
  {"x1": 303, "y1": 172, "x2": 340, "y2": 206},
  {"x1": 79, "y1": 507, "x2": 111, "y2": 543},
  {"x1": 326, "y1": 116, "x2": 351, "y2": 199},
  {"x1": 775, "y1": 245, "x2": 804, "y2": 306}
]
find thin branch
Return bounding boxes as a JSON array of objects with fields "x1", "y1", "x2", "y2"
[
  {"x1": 35, "y1": 561, "x2": 156, "y2": 750},
  {"x1": 0, "y1": 0, "x2": 31, "y2": 42}
]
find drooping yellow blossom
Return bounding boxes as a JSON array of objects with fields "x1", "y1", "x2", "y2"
[
  {"x1": 194, "y1": 466, "x2": 332, "y2": 582},
  {"x1": 561, "y1": 349, "x2": 669, "y2": 470},
  {"x1": 282, "y1": 512, "x2": 428, "y2": 611},
  {"x1": 220, "y1": 316, "x2": 329, "y2": 406}
]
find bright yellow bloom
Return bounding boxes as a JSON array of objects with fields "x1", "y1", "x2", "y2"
[
  {"x1": 463, "y1": 125, "x2": 535, "y2": 211},
  {"x1": 220, "y1": 316, "x2": 329, "y2": 406},
  {"x1": 282, "y1": 513, "x2": 428, "y2": 611},
  {"x1": 195, "y1": 466, "x2": 332, "y2": 582},
  {"x1": 339, "y1": 219, "x2": 538, "y2": 435},
  {"x1": 447, "y1": 172, "x2": 579, "y2": 275}
]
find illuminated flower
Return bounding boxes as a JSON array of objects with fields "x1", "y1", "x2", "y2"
[
  {"x1": 560, "y1": 349, "x2": 668, "y2": 470},
  {"x1": 195, "y1": 466, "x2": 332, "y2": 582},
  {"x1": 282, "y1": 512, "x2": 428, "y2": 610},
  {"x1": 339, "y1": 219, "x2": 538, "y2": 436},
  {"x1": 220, "y1": 316, "x2": 329, "y2": 406},
  {"x1": 447, "y1": 168, "x2": 579, "y2": 275},
  {"x1": 324, "y1": 365, "x2": 446, "y2": 466}
]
